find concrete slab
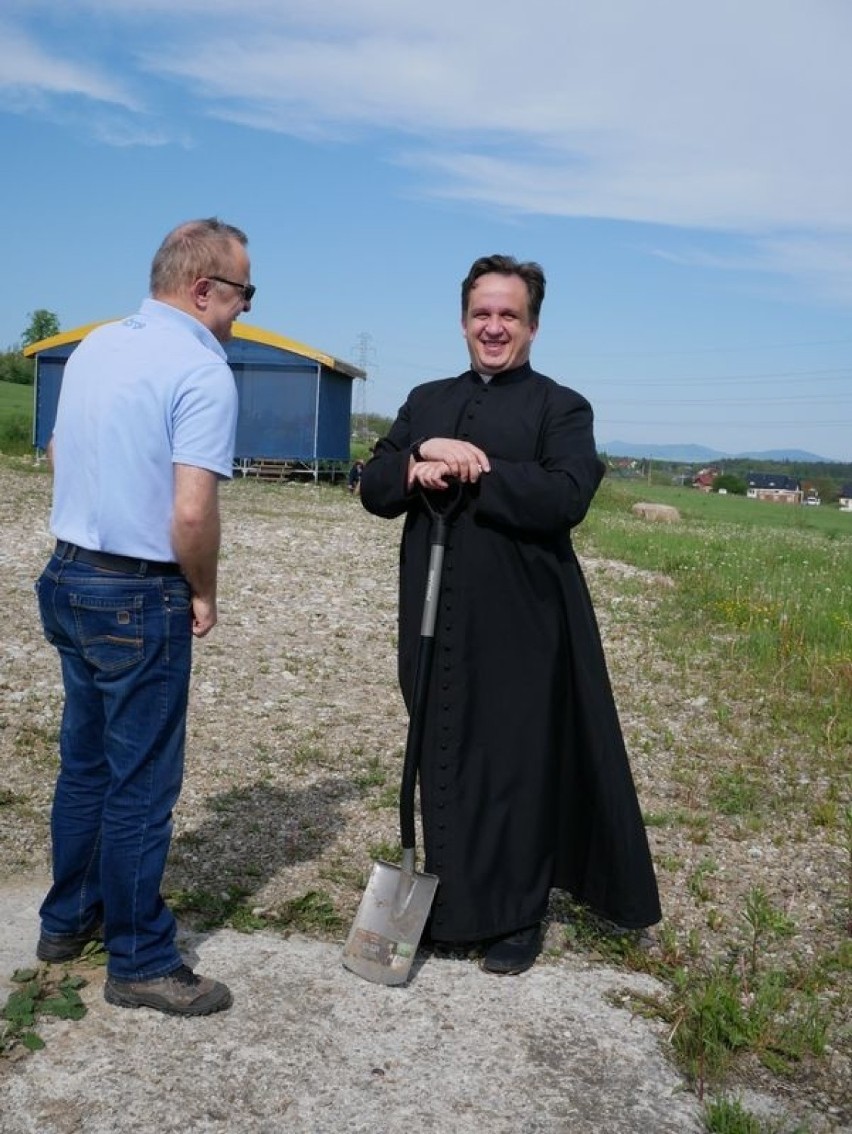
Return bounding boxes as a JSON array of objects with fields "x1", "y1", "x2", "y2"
[{"x1": 1, "y1": 876, "x2": 704, "y2": 1133}]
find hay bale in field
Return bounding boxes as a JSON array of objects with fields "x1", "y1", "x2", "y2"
[{"x1": 631, "y1": 501, "x2": 681, "y2": 523}]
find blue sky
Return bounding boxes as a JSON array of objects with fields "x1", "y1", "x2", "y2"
[{"x1": 2, "y1": 1, "x2": 851, "y2": 461}]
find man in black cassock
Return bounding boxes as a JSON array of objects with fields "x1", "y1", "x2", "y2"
[{"x1": 360, "y1": 254, "x2": 661, "y2": 975}]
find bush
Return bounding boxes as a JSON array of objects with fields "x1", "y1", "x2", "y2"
[
  {"x1": 0, "y1": 416, "x2": 32, "y2": 455},
  {"x1": 0, "y1": 351, "x2": 34, "y2": 386},
  {"x1": 713, "y1": 474, "x2": 747, "y2": 495}
]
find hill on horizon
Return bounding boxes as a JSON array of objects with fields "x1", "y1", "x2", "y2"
[{"x1": 601, "y1": 440, "x2": 839, "y2": 464}]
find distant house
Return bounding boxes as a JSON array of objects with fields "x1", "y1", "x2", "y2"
[
  {"x1": 605, "y1": 456, "x2": 643, "y2": 479},
  {"x1": 839, "y1": 483, "x2": 852, "y2": 512},
  {"x1": 692, "y1": 467, "x2": 719, "y2": 492},
  {"x1": 746, "y1": 472, "x2": 803, "y2": 505}
]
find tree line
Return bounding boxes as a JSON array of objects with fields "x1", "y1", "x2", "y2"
[{"x1": 1, "y1": 310, "x2": 61, "y2": 385}]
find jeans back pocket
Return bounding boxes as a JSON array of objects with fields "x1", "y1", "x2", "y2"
[{"x1": 71, "y1": 592, "x2": 144, "y2": 673}]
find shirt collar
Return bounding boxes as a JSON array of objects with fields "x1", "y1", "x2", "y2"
[{"x1": 139, "y1": 297, "x2": 228, "y2": 360}]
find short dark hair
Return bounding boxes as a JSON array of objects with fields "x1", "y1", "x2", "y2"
[
  {"x1": 150, "y1": 217, "x2": 249, "y2": 296},
  {"x1": 461, "y1": 255, "x2": 546, "y2": 323}
]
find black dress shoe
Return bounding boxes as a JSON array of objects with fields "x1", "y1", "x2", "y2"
[{"x1": 481, "y1": 924, "x2": 542, "y2": 976}]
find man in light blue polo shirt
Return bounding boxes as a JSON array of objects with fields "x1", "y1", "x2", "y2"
[{"x1": 35, "y1": 218, "x2": 251, "y2": 1017}]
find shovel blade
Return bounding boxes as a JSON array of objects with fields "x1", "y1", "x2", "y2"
[{"x1": 342, "y1": 860, "x2": 438, "y2": 985}]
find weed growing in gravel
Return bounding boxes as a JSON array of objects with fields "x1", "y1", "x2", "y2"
[
  {"x1": 710, "y1": 770, "x2": 762, "y2": 818},
  {"x1": 367, "y1": 840, "x2": 402, "y2": 864},
  {"x1": 373, "y1": 784, "x2": 400, "y2": 810},
  {"x1": 687, "y1": 858, "x2": 718, "y2": 903},
  {"x1": 168, "y1": 885, "x2": 342, "y2": 935},
  {"x1": 353, "y1": 757, "x2": 387, "y2": 792},
  {"x1": 704, "y1": 1095, "x2": 784, "y2": 1134},
  {"x1": 740, "y1": 887, "x2": 795, "y2": 978},
  {"x1": 1, "y1": 944, "x2": 105, "y2": 1059},
  {"x1": 602, "y1": 886, "x2": 831, "y2": 1101},
  {"x1": 277, "y1": 890, "x2": 342, "y2": 933}
]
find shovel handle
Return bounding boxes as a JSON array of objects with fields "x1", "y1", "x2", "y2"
[{"x1": 399, "y1": 482, "x2": 465, "y2": 851}]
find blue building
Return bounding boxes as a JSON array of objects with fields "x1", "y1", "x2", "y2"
[{"x1": 24, "y1": 322, "x2": 366, "y2": 478}]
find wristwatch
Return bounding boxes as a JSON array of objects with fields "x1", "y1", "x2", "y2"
[{"x1": 411, "y1": 438, "x2": 429, "y2": 462}]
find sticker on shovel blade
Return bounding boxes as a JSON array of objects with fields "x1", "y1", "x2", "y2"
[{"x1": 348, "y1": 928, "x2": 414, "y2": 967}]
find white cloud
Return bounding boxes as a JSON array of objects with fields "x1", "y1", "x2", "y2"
[
  {"x1": 0, "y1": 21, "x2": 140, "y2": 110},
  {"x1": 649, "y1": 233, "x2": 852, "y2": 306},
  {"x1": 5, "y1": 0, "x2": 852, "y2": 236}
]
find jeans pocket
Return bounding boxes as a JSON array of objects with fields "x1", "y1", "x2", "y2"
[{"x1": 70, "y1": 592, "x2": 144, "y2": 673}]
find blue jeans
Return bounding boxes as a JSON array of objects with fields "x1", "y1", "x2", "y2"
[{"x1": 36, "y1": 551, "x2": 193, "y2": 980}]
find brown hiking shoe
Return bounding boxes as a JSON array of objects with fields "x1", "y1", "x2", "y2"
[
  {"x1": 104, "y1": 964, "x2": 232, "y2": 1016},
  {"x1": 37, "y1": 922, "x2": 103, "y2": 963}
]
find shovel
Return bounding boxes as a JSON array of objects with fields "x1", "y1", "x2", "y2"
[{"x1": 343, "y1": 480, "x2": 464, "y2": 985}]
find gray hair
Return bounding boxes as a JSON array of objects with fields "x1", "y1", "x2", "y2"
[{"x1": 149, "y1": 217, "x2": 249, "y2": 296}]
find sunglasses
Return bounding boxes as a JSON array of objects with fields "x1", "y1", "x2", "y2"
[{"x1": 208, "y1": 276, "x2": 256, "y2": 303}]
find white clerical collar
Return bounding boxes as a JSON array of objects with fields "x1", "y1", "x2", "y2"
[{"x1": 476, "y1": 371, "x2": 494, "y2": 383}]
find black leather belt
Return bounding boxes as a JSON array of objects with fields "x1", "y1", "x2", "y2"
[{"x1": 54, "y1": 541, "x2": 183, "y2": 577}]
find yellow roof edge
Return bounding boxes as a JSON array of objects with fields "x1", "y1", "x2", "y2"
[
  {"x1": 24, "y1": 319, "x2": 366, "y2": 379},
  {"x1": 23, "y1": 321, "x2": 113, "y2": 356},
  {"x1": 232, "y1": 324, "x2": 365, "y2": 378}
]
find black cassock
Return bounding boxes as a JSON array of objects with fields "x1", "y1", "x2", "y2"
[{"x1": 360, "y1": 363, "x2": 661, "y2": 940}]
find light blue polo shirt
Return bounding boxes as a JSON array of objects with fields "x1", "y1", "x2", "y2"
[{"x1": 50, "y1": 298, "x2": 238, "y2": 562}]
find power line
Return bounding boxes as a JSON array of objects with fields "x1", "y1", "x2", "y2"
[
  {"x1": 596, "y1": 395, "x2": 852, "y2": 407},
  {"x1": 600, "y1": 418, "x2": 847, "y2": 428},
  {"x1": 584, "y1": 368, "x2": 851, "y2": 388}
]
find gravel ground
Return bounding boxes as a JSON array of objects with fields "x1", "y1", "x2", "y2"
[{"x1": 0, "y1": 460, "x2": 849, "y2": 1131}]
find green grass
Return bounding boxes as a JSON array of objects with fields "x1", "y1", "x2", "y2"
[
  {"x1": 0, "y1": 380, "x2": 33, "y2": 421},
  {"x1": 705, "y1": 1096, "x2": 775, "y2": 1133},
  {"x1": 578, "y1": 479, "x2": 852, "y2": 715},
  {"x1": 167, "y1": 885, "x2": 343, "y2": 935},
  {"x1": 569, "y1": 481, "x2": 852, "y2": 1117},
  {"x1": 0, "y1": 380, "x2": 34, "y2": 454},
  {"x1": 1, "y1": 948, "x2": 105, "y2": 1058}
]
